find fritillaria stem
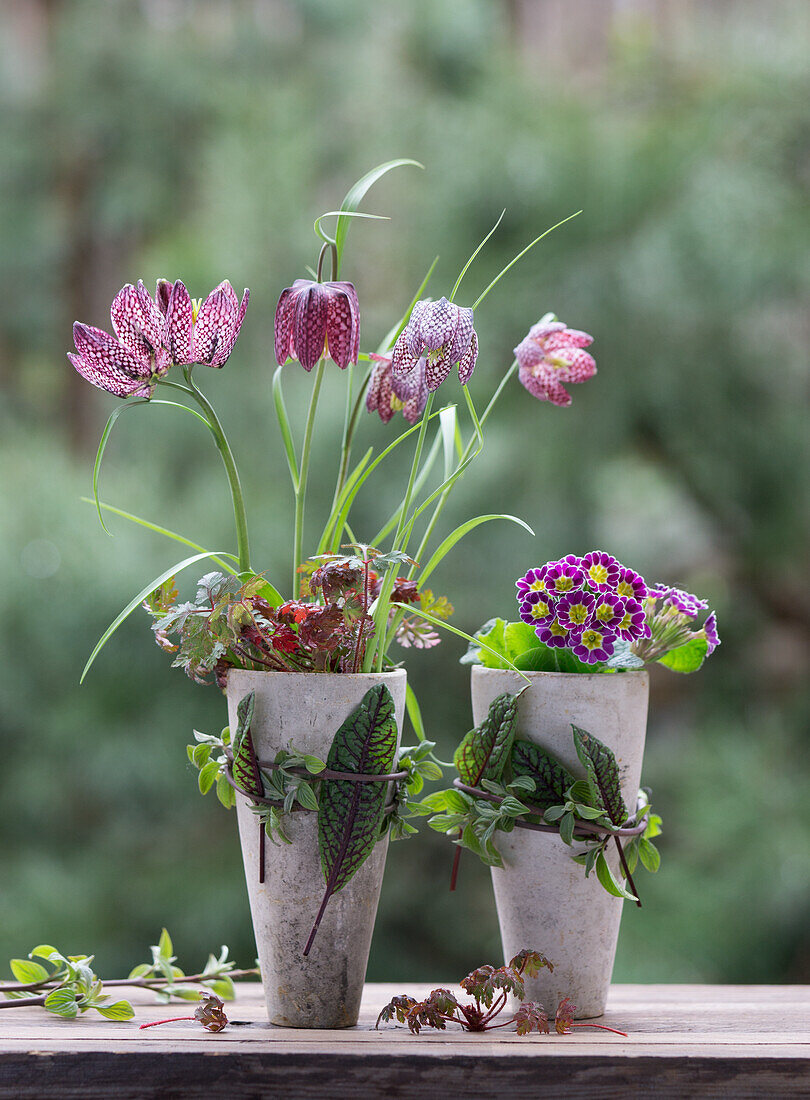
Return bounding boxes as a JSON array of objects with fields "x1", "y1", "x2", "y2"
[{"x1": 293, "y1": 359, "x2": 326, "y2": 595}]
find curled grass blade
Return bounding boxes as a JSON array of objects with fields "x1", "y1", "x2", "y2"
[
  {"x1": 80, "y1": 550, "x2": 238, "y2": 684},
  {"x1": 472, "y1": 210, "x2": 582, "y2": 310},
  {"x1": 92, "y1": 399, "x2": 211, "y2": 535},
  {"x1": 418, "y1": 514, "x2": 534, "y2": 586},
  {"x1": 333, "y1": 159, "x2": 423, "y2": 272},
  {"x1": 449, "y1": 209, "x2": 505, "y2": 303},
  {"x1": 80, "y1": 498, "x2": 239, "y2": 576},
  {"x1": 273, "y1": 366, "x2": 299, "y2": 492}
]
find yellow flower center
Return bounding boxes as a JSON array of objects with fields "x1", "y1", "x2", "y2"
[
  {"x1": 569, "y1": 603, "x2": 589, "y2": 625},
  {"x1": 555, "y1": 576, "x2": 574, "y2": 593},
  {"x1": 588, "y1": 564, "x2": 608, "y2": 585}
]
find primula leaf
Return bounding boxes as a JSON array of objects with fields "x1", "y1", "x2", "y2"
[
  {"x1": 572, "y1": 725, "x2": 628, "y2": 827},
  {"x1": 462, "y1": 618, "x2": 508, "y2": 668},
  {"x1": 511, "y1": 741, "x2": 574, "y2": 811},
  {"x1": 454, "y1": 693, "x2": 519, "y2": 787},
  {"x1": 513, "y1": 646, "x2": 560, "y2": 671},
  {"x1": 306, "y1": 684, "x2": 397, "y2": 955},
  {"x1": 658, "y1": 636, "x2": 708, "y2": 673},
  {"x1": 231, "y1": 692, "x2": 263, "y2": 800}
]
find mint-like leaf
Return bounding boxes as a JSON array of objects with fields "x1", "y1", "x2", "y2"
[{"x1": 306, "y1": 683, "x2": 398, "y2": 955}]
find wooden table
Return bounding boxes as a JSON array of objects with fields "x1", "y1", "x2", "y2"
[{"x1": 1, "y1": 983, "x2": 808, "y2": 1098}]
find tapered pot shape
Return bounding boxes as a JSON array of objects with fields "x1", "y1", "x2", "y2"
[
  {"x1": 226, "y1": 669, "x2": 406, "y2": 1029},
  {"x1": 471, "y1": 666, "x2": 649, "y2": 1019}
]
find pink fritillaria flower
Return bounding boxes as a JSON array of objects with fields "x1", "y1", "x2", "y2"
[
  {"x1": 515, "y1": 313, "x2": 596, "y2": 407},
  {"x1": 159, "y1": 279, "x2": 249, "y2": 368},
  {"x1": 68, "y1": 281, "x2": 171, "y2": 398},
  {"x1": 274, "y1": 279, "x2": 360, "y2": 371},
  {"x1": 391, "y1": 298, "x2": 478, "y2": 392},
  {"x1": 366, "y1": 353, "x2": 428, "y2": 425}
]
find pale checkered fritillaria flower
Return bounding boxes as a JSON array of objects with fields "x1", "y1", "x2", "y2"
[
  {"x1": 391, "y1": 297, "x2": 478, "y2": 393},
  {"x1": 274, "y1": 279, "x2": 360, "y2": 371},
  {"x1": 365, "y1": 353, "x2": 428, "y2": 425},
  {"x1": 515, "y1": 313, "x2": 596, "y2": 407},
  {"x1": 159, "y1": 278, "x2": 250, "y2": 368}
]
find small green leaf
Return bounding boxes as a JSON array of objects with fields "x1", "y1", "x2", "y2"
[
  {"x1": 9, "y1": 959, "x2": 49, "y2": 984},
  {"x1": 595, "y1": 851, "x2": 639, "y2": 901},
  {"x1": 157, "y1": 928, "x2": 173, "y2": 959},
  {"x1": 303, "y1": 755, "x2": 326, "y2": 774},
  {"x1": 44, "y1": 987, "x2": 79, "y2": 1018},
  {"x1": 658, "y1": 636, "x2": 709, "y2": 674},
  {"x1": 208, "y1": 977, "x2": 236, "y2": 1000},
  {"x1": 192, "y1": 743, "x2": 211, "y2": 769},
  {"x1": 127, "y1": 963, "x2": 153, "y2": 979},
  {"x1": 638, "y1": 838, "x2": 661, "y2": 872},
  {"x1": 29, "y1": 945, "x2": 59, "y2": 961},
  {"x1": 296, "y1": 781, "x2": 319, "y2": 812},
  {"x1": 95, "y1": 1000, "x2": 135, "y2": 1021},
  {"x1": 216, "y1": 773, "x2": 236, "y2": 809},
  {"x1": 559, "y1": 811, "x2": 575, "y2": 846},
  {"x1": 198, "y1": 760, "x2": 219, "y2": 795}
]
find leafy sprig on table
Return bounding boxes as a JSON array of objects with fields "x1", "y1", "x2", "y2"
[
  {"x1": 425, "y1": 692, "x2": 662, "y2": 901},
  {"x1": 377, "y1": 949, "x2": 627, "y2": 1037},
  {"x1": 0, "y1": 929, "x2": 258, "y2": 1021}
]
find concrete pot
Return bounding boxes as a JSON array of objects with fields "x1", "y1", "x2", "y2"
[
  {"x1": 226, "y1": 669, "x2": 406, "y2": 1029},
  {"x1": 470, "y1": 666, "x2": 649, "y2": 1019}
]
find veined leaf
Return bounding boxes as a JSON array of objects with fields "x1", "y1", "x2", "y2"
[
  {"x1": 454, "y1": 693, "x2": 519, "y2": 787},
  {"x1": 511, "y1": 741, "x2": 574, "y2": 812},
  {"x1": 572, "y1": 726, "x2": 627, "y2": 827},
  {"x1": 80, "y1": 550, "x2": 239, "y2": 683},
  {"x1": 44, "y1": 987, "x2": 79, "y2": 1018},
  {"x1": 231, "y1": 692, "x2": 263, "y2": 799},
  {"x1": 9, "y1": 959, "x2": 49, "y2": 984},
  {"x1": 95, "y1": 1000, "x2": 135, "y2": 1021},
  {"x1": 306, "y1": 684, "x2": 398, "y2": 955},
  {"x1": 418, "y1": 515, "x2": 534, "y2": 586}
]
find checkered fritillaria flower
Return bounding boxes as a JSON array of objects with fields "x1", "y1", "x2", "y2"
[
  {"x1": 274, "y1": 279, "x2": 360, "y2": 371},
  {"x1": 515, "y1": 314, "x2": 596, "y2": 407},
  {"x1": 391, "y1": 298, "x2": 478, "y2": 392},
  {"x1": 366, "y1": 353, "x2": 428, "y2": 425},
  {"x1": 68, "y1": 281, "x2": 171, "y2": 398},
  {"x1": 160, "y1": 279, "x2": 249, "y2": 368}
]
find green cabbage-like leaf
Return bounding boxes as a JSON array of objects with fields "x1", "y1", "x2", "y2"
[
  {"x1": 510, "y1": 740, "x2": 574, "y2": 811},
  {"x1": 306, "y1": 684, "x2": 398, "y2": 955},
  {"x1": 572, "y1": 725, "x2": 627, "y2": 826},
  {"x1": 454, "y1": 693, "x2": 518, "y2": 786}
]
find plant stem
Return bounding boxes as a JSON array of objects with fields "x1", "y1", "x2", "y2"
[
  {"x1": 0, "y1": 969, "x2": 259, "y2": 997},
  {"x1": 139, "y1": 1016, "x2": 194, "y2": 1030},
  {"x1": 176, "y1": 370, "x2": 252, "y2": 575},
  {"x1": 0, "y1": 995, "x2": 46, "y2": 1009},
  {"x1": 613, "y1": 835, "x2": 642, "y2": 908},
  {"x1": 329, "y1": 365, "x2": 373, "y2": 526},
  {"x1": 293, "y1": 360, "x2": 326, "y2": 594}
]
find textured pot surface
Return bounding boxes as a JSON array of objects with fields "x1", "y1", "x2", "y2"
[
  {"x1": 227, "y1": 669, "x2": 406, "y2": 1029},
  {"x1": 471, "y1": 666, "x2": 649, "y2": 1019}
]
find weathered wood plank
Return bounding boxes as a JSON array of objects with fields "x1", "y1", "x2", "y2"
[{"x1": 1, "y1": 984, "x2": 808, "y2": 1099}]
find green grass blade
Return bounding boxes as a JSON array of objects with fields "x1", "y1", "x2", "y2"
[
  {"x1": 80, "y1": 550, "x2": 238, "y2": 684},
  {"x1": 405, "y1": 683, "x2": 426, "y2": 742},
  {"x1": 317, "y1": 446, "x2": 373, "y2": 554},
  {"x1": 449, "y1": 209, "x2": 505, "y2": 303},
  {"x1": 92, "y1": 399, "x2": 212, "y2": 535},
  {"x1": 419, "y1": 514, "x2": 534, "y2": 586},
  {"x1": 392, "y1": 602, "x2": 529, "y2": 683},
  {"x1": 472, "y1": 210, "x2": 582, "y2": 310},
  {"x1": 333, "y1": 159, "x2": 423, "y2": 271},
  {"x1": 80, "y1": 498, "x2": 239, "y2": 576},
  {"x1": 370, "y1": 426, "x2": 443, "y2": 548},
  {"x1": 439, "y1": 405, "x2": 458, "y2": 482},
  {"x1": 273, "y1": 366, "x2": 299, "y2": 492}
]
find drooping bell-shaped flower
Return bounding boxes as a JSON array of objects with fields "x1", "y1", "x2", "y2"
[
  {"x1": 68, "y1": 281, "x2": 171, "y2": 398},
  {"x1": 515, "y1": 314, "x2": 596, "y2": 407},
  {"x1": 366, "y1": 353, "x2": 428, "y2": 425},
  {"x1": 391, "y1": 297, "x2": 478, "y2": 392},
  {"x1": 159, "y1": 279, "x2": 249, "y2": 368},
  {"x1": 274, "y1": 279, "x2": 360, "y2": 371}
]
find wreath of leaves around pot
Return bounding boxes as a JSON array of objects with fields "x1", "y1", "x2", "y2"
[
  {"x1": 424, "y1": 691, "x2": 663, "y2": 905},
  {"x1": 187, "y1": 684, "x2": 439, "y2": 953}
]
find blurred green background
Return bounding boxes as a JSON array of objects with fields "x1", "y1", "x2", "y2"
[{"x1": 1, "y1": 0, "x2": 808, "y2": 987}]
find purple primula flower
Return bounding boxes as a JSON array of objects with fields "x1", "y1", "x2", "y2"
[
  {"x1": 703, "y1": 612, "x2": 721, "y2": 655},
  {"x1": 570, "y1": 625, "x2": 616, "y2": 664},
  {"x1": 615, "y1": 597, "x2": 649, "y2": 641},
  {"x1": 519, "y1": 592, "x2": 556, "y2": 627},
  {"x1": 391, "y1": 297, "x2": 478, "y2": 392},
  {"x1": 592, "y1": 593, "x2": 626, "y2": 632},
  {"x1": 615, "y1": 566, "x2": 648, "y2": 603},
  {"x1": 581, "y1": 550, "x2": 621, "y2": 592},
  {"x1": 543, "y1": 559, "x2": 585, "y2": 596},
  {"x1": 274, "y1": 279, "x2": 360, "y2": 371},
  {"x1": 366, "y1": 353, "x2": 428, "y2": 425},
  {"x1": 556, "y1": 590, "x2": 595, "y2": 630},
  {"x1": 535, "y1": 615, "x2": 570, "y2": 648},
  {"x1": 68, "y1": 281, "x2": 171, "y2": 398},
  {"x1": 516, "y1": 567, "x2": 548, "y2": 598},
  {"x1": 515, "y1": 314, "x2": 596, "y2": 407},
  {"x1": 160, "y1": 278, "x2": 249, "y2": 368},
  {"x1": 654, "y1": 585, "x2": 709, "y2": 617}
]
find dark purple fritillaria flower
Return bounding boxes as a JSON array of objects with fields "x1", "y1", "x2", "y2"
[
  {"x1": 391, "y1": 297, "x2": 478, "y2": 392},
  {"x1": 274, "y1": 279, "x2": 360, "y2": 371},
  {"x1": 68, "y1": 281, "x2": 171, "y2": 398},
  {"x1": 160, "y1": 279, "x2": 249, "y2": 368},
  {"x1": 515, "y1": 314, "x2": 596, "y2": 407},
  {"x1": 366, "y1": 353, "x2": 428, "y2": 425}
]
